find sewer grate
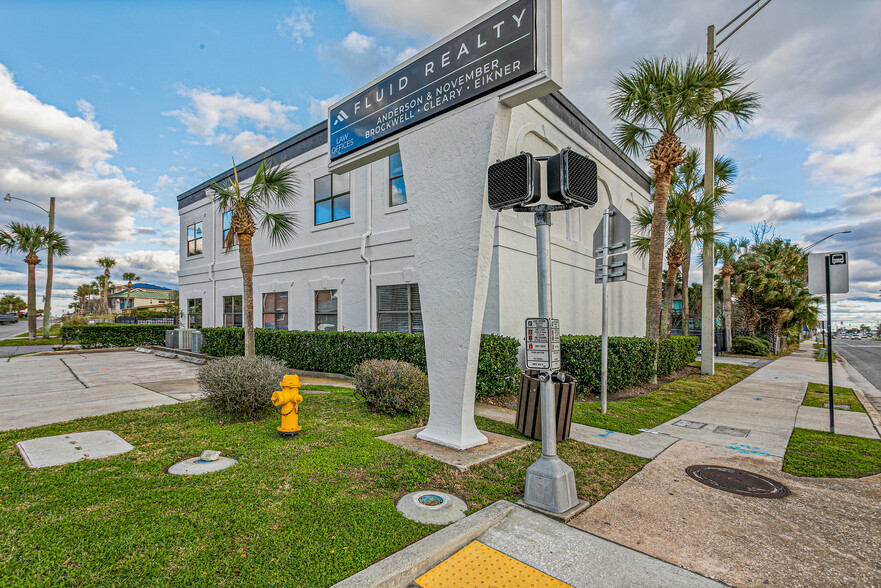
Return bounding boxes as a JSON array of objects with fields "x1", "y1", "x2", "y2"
[{"x1": 685, "y1": 465, "x2": 790, "y2": 498}]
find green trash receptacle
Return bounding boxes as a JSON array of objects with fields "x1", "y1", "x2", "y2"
[{"x1": 515, "y1": 370, "x2": 577, "y2": 442}]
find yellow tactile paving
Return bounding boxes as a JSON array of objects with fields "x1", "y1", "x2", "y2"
[{"x1": 415, "y1": 540, "x2": 572, "y2": 588}]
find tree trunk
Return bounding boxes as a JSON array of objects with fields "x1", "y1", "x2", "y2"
[
  {"x1": 663, "y1": 265, "x2": 678, "y2": 339},
  {"x1": 25, "y1": 254, "x2": 39, "y2": 340},
  {"x1": 645, "y1": 170, "x2": 672, "y2": 343},
  {"x1": 102, "y1": 268, "x2": 110, "y2": 313},
  {"x1": 723, "y1": 275, "x2": 733, "y2": 351},
  {"x1": 238, "y1": 232, "x2": 256, "y2": 358},
  {"x1": 681, "y1": 234, "x2": 691, "y2": 333}
]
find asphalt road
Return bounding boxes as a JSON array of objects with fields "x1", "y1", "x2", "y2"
[{"x1": 834, "y1": 339, "x2": 881, "y2": 392}]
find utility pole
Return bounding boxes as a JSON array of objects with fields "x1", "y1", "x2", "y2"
[
  {"x1": 702, "y1": 0, "x2": 773, "y2": 375},
  {"x1": 43, "y1": 196, "x2": 56, "y2": 339}
]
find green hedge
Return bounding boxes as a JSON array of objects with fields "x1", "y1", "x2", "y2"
[
  {"x1": 658, "y1": 336, "x2": 700, "y2": 375},
  {"x1": 60, "y1": 324, "x2": 175, "y2": 349},
  {"x1": 560, "y1": 335, "x2": 698, "y2": 395},
  {"x1": 732, "y1": 336, "x2": 771, "y2": 356},
  {"x1": 200, "y1": 328, "x2": 521, "y2": 398}
]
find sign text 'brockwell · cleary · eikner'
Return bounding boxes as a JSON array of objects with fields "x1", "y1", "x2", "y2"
[{"x1": 329, "y1": 0, "x2": 536, "y2": 160}]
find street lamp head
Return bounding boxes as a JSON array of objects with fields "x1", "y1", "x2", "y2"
[{"x1": 3, "y1": 193, "x2": 10, "y2": 203}]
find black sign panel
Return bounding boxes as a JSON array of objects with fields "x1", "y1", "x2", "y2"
[{"x1": 329, "y1": 0, "x2": 536, "y2": 160}]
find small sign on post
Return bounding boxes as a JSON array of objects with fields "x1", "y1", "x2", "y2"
[{"x1": 525, "y1": 317, "x2": 561, "y2": 371}]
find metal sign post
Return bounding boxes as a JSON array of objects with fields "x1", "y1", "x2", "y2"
[
  {"x1": 808, "y1": 251, "x2": 849, "y2": 435},
  {"x1": 592, "y1": 205, "x2": 630, "y2": 414}
]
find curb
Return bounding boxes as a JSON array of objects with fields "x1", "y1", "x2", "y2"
[
  {"x1": 332, "y1": 500, "x2": 514, "y2": 588},
  {"x1": 838, "y1": 356, "x2": 881, "y2": 436},
  {"x1": 24, "y1": 346, "x2": 138, "y2": 356}
]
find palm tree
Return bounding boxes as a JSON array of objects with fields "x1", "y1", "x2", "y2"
[
  {"x1": 715, "y1": 239, "x2": 747, "y2": 350},
  {"x1": 122, "y1": 272, "x2": 140, "y2": 314},
  {"x1": 671, "y1": 149, "x2": 738, "y2": 328},
  {"x1": 96, "y1": 257, "x2": 116, "y2": 312},
  {"x1": 610, "y1": 54, "x2": 759, "y2": 348},
  {"x1": 2, "y1": 294, "x2": 25, "y2": 313},
  {"x1": 0, "y1": 223, "x2": 70, "y2": 339},
  {"x1": 211, "y1": 160, "x2": 300, "y2": 357}
]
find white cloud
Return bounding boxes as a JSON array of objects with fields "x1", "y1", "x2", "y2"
[
  {"x1": 723, "y1": 194, "x2": 828, "y2": 224},
  {"x1": 163, "y1": 86, "x2": 300, "y2": 159},
  {"x1": 320, "y1": 30, "x2": 418, "y2": 80},
  {"x1": 308, "y1": 94, "x2": 341, "y2": 123},
  {"x1": 277, "y1": 5, "x2": 315, "y2": 45}
]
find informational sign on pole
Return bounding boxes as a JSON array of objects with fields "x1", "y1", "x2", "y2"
[
  {"x1": 592, "y1": 205, "x2": 631, "y2": 414},
  {"x1": 808, "y1": 251, "x2": 850, "y2": 435},
  {"x1": 525, "y1": 317, "x2": 560, "y2": 371}
]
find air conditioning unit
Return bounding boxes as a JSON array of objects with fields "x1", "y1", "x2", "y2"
[
  {"x1": 165, "y1": 330, "x2": 178, "y2": 349},
  {"x1": 177, "y1": 328, "x2": 198, "y2": 350}
]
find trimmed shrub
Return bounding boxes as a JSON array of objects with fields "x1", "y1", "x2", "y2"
[
  {"x1": 658, "y1": 336, "x2": 700, "y2": 374},
  {"x1": 200, "y1": 328, "x2": 520, "y2": 398},
  {"x1": 732, "y1": 336, "x2": 771, "y2": 356},
  {"x1": 196, "y1": 356, "x2": 288, "y2": 419},
  {"x1": 353, "y1": 359, "x2": 428, "y2": 422},
  {"x1": 60, "y1": 323, "x2": 174, "y2": 349},
  {"x1": 561, "y1": 335, "x2": 655, "y2": 395}
]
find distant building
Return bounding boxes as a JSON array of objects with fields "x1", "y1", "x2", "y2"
[{"x1": 109, "y1": 284, "x2": 177, "y2": 314}]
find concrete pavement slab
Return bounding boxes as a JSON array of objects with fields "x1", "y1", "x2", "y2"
[
  {"x1": 570, "y1": 440, "x2": 881, "y2": 588},
  {"x1": 477, "y1": 505, "x2": 722, "y2": 587},
  {"x1": 378, "y1": 427, "x2": 530, "y2": 471},
  {"x1": 17, "y1": 430, "x2": 133, "y2": 468},
  {"x1": 795, "y1": 406, "x2": 880, "y2": 438}
]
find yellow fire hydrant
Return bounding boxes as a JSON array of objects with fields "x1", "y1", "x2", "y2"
[{"x1": 271, "y1": 374, "x2": 303, "y2": 437}]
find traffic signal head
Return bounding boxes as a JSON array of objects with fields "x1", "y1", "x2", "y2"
[
  {"x1": 487, "y1": 153, "x2": 541, "y2": 211},
  {"x1": 547, "y1": 147, "x2": 598, "y2": 208}
]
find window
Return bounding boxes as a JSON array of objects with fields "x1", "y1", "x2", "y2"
[
  {"x1": 263, "y1": 292, "x2": 289, "y2": 330},
  {"x1": 314, "y1": 173, "x2": 350, "y2": 225},
  {"x1": 389, "y1": 152, "x2": 406, "y2": 206},
  {"x1": 221, "y1": 210, "x2": 237, "y2": 247},
  {"x1": 186, "y1": 222, "x2": 203, "y2": 256},
  {"x1": 314, "y1": 290, "x2": 338, "y2": 331},
  {"x1": 188, "y1": 298, "x2": 202, "y2": 329},
  {"x1": 377, "y1": 284, "x2": 422, "y2": 333},
  {"x1": 223, "y1": 295, "x2": 242, "y2": 327}
]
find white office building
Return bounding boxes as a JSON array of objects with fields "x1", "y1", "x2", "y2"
[{"x1": 177, "y1": 92, "x2": 651, "y2": 338}]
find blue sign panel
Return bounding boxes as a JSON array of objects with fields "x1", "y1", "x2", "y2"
[{"x1": 329, "y1": 0, "x2": 536, "y2": 160}]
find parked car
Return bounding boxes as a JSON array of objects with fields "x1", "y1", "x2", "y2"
[{"x1": 0, "y1": 313, "x2": 19, "y2": 325}]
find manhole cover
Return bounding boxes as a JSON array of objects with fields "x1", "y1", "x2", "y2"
[{"x1": 685, "y1": 465, "x2": 790, "y2": 498}]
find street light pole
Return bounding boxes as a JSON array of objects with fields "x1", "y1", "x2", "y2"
[
  {"x1": 804, "y1": 230, "x2": 851, "y2": 252},
  {"x1": 3, "y1": 193, "x2": 56, "y2": 338},
  {"x1": 702, "y1": 0, "x2": 773, "y2": 375}
]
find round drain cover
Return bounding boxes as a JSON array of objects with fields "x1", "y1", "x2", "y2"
[{"x1": 685, "y1": 465, "x2": 790, "y2": 498}]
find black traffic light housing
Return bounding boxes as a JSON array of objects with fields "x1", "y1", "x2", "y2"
[
  {"x1": 547, "y1": 147, "x2": 598, "y2": 208},
  {"x1": 487, "y1": 153, "x2": 541, "y2": 211}
]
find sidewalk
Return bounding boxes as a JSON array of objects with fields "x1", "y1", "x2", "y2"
[{"x1": 368, "y1": 341, "x2": 880, "y2": 587}]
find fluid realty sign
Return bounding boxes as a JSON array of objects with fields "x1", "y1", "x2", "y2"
[{"x1": 329, "y1": 0, "x2": 537, "y2": 161}]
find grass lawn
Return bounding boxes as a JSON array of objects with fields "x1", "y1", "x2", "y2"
[
  {"x1": 2, "y1": 324, "x2": 66, "y2": 346},
  {"x1": 783, "y1": 428, "x2": 881, "y2": 478},
  {"x1": 571, "y1": 364, "x2": 756, "y2": 435},
  {"x1": 802, "y1": 382, "x2": 867, "y2": 414},
  {"x1": 0, "y1": 389, "x2": 646, "y2": 587}
]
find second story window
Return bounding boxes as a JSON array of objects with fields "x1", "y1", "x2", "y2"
[
  {"x1": 186, "y1": 221, "x2": 203, "y2": 256},
  {"x1": 315, "y1": 173, "x2": 350, "y2": 225},
  {"x1": 389, "y1": 152, "x2": 406, "y2": 206},
  {"x1": 221, "y1": 210, "x2": 238, "y2": 247}
]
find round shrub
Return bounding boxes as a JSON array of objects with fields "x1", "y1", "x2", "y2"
[
  {"x1": 197, "y1": 356, "x2": 288, "y2": 419},
  {"x1": 353, "y1": 359, "x2": 428, "y2": 422},
  {"x1": 732, "y1": 336, "x2": 771, "y2": 356}
]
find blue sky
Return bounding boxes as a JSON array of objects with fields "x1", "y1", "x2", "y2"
[{"x1": 1, "y1": 0, "x2": 879, "y2": 326}]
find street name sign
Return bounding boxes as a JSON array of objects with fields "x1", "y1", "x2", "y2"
[
  {"x1": 808, "y1": 251, "x2": 849, "y2": 294},
  {"x1": 525, "y1": 317, "x2": 560, "y2": 371},
  {"x1": 328, "y1": 0, "x2": 562, "y2": 172}
]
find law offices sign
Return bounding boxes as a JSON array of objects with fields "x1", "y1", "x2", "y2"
[{"x1": 329, "y1": 0, "x2": 561, "y2": 172}]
